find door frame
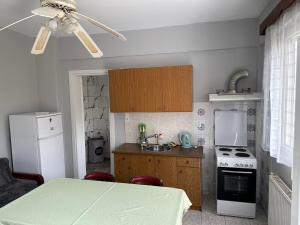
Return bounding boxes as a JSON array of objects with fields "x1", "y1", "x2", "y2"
[
  {"x1": 68, "y1": 69, "x2": 115, "y2": 179},
  {"x1": 291, "y1": 39, "x2": 300, "y2": 225}
]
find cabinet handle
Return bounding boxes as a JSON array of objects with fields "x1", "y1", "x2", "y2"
[
  {"x1": 186, "y1": 161, "x2": 189, "y2": 164},
  {"x1": 148, "y1": 159, "x2": 151, "y2": 162},
  {"x1": 157, "y1": 160, "x2": 160, "y2": 163},
  {"x1": 179, "y1": 170, "x2": 183, "y2": 174},
  {"x1": 122, "y1": 157, "x2": 125, "y2": 160}
]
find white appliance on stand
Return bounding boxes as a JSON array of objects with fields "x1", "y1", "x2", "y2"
[
  {"x1": 215, "y1": 111, "x2": 257, "y2": 219},
  {"x1": 9, "y1": 112, "x2": 66, "y2": 182}
]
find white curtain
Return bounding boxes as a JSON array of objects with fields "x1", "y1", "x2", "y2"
[{"x1": 262, "y1": 3, "x2": 300, "y2": 167}]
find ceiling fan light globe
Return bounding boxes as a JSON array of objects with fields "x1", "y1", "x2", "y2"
[{"x1": 48, "y1": 19, "x2": 58, "y2": 30}]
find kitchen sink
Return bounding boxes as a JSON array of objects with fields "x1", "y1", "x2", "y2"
[{"x1": 144, "y1": 144, "x2": 171, "y2": 152}]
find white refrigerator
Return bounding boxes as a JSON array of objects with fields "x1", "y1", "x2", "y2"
[{"x1": 9, "y1": 112, "x2": 66, "y2": 182}]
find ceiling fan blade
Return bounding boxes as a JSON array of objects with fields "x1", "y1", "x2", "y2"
[
  {"x1": 31, "y1": 26, "x2": 51, "y2": 55},
  {"x1": 73, "y1": 23, "x2": 103, "y2": 58},
  {"x1": 71, "y1": 12, "x2": 127, "y2": 41},
  {"x1": 32, "y1": 6, "x2": 64, "y2": 19},
  {"x1": 0, "y1": 15, "x2": 37, "y2": 32}
]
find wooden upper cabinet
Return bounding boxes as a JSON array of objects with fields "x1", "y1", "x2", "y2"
[
  {"x1": 108, "y1": 65, "x2": 193, "y2": 112},
  {"x1": 108, "y1": 70, "x2": 131, "y2": 112},
  {"x1": 161, "y1": 66, "x2": 193, "y2": 112}
]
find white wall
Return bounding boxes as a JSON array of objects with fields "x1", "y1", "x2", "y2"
[
  {"x1": 0, "y1": 30, "x2": 39, "y2": 160},
  {"x1": 35, "y1": 39, "x2": 59, "y2": 112}
]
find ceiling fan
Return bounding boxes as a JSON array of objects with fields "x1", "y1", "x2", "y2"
[{"x1": 0, "y1": 0, "x2": 127, "y2": 58}]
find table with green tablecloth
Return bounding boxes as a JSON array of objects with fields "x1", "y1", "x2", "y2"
[{"x1": 0, "y1": 178, "x2": 191, "y2": 225}]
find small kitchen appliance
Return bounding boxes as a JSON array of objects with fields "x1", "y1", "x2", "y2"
[
  {"x1": 138, "y1": 123, "x2": 147, "y2": 147},
  {"x1": 215, "y1": 111, "x2": 257, "y2": 219},
  {"x1": 178, "y1": 132, "x2": 193, "y2": 148}
]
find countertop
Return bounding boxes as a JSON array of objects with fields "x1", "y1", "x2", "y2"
[{"x1": 113, "y1": 143, "x2": 203, "y2": 158}]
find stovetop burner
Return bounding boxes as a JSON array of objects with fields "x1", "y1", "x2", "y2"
[
  {"x1": 235, "y1": 148, "x2": 247, "y2": 152},
  {"x1": 219, "y1": 148, "x2": 232, "y2": 152},
  {"x1": 235, "y1": 153, "x2": 250, "y2": 157}
]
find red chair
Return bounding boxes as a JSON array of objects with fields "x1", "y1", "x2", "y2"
[
  {"x1": 84, "y1": 172, "x2": 115, "y2": 182},
  {"x1": 129, "y1": 176, "x2": 163, "y2": 186}
]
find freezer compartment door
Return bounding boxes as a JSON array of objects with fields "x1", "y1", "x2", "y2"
[
  {"x1": 38, "y1": 134, "x2": 66, "y2": 182},
  {"x1": 37, "y1": 115, "x2": 63, "y2": 139}
]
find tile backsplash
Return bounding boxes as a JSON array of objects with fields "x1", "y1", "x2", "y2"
[
  {"x1": 124, "y1": 101, "x2": 258, "y2": 194},
  {"x1": 125, "y1": 112, "x2": 194, "y2": 144},
  {"x1": 82, "y1": 76, "x2": 110, "y2": 158}
]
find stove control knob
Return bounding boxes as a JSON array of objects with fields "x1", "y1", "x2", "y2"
[
  {"x1": 234, "y1": 163, "x2": 239, "y2": 167},
  {"x1": 224, "y1": 163, "x2": 228, "y2": 167},
  {"x1": 245, "y1": 164, "x2": 249, "y2": 168},
  {"x1": 249, "y1": 164, "x2": 253, "y2": 168}
]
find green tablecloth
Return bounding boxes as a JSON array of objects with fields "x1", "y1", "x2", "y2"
[{"x1": 0, "y1": 178, "x2": 191, "y2": 225}]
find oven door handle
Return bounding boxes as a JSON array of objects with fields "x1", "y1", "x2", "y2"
[{"x1": 221, "y1": 170, "x2": 253, "y2": 174}]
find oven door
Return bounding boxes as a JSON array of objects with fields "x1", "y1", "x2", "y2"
[{"x1": 217, "y1": 167, "x2": 256, "y2": 203}]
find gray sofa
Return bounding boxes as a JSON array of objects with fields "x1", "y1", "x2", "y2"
[{"x1": 0, "y1": 158, "x2": 44, "y2": 207}]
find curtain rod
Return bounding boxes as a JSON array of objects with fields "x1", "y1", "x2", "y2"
[{"x1": 260, "y1": 0, "x2": 296, "y2": 35}]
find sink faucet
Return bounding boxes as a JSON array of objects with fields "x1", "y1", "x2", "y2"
[{"x1": 146, "y1": 133, "x2": 163, "y2": 145}]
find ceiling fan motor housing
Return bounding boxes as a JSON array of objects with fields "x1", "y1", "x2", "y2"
[{"x1": 41, "y1": 0, "x2": 77, "y2": 11}]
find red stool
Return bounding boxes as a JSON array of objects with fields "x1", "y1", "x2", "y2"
[
  {"x1": 129, "y1": 176, "x2": 163, "y2": 186},
  {"x1": 84, "y1": 172, "x2": 115, "y2": 182}
]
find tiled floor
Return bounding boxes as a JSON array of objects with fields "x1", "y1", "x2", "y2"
[
  {"x1": 183, "y1": 195, "x2": 268, "y2": 225},
  {"x1": 86, "y1": 159, "x2": 111, "y2": 174}
]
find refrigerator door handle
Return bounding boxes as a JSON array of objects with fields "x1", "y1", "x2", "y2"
[{"x1": 38, "y1": 132, "x2": 63, "y2": 141}]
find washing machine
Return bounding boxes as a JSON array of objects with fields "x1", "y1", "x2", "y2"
[{"x1": 88, "y1": 137, "x2": 105, "y2": 163}]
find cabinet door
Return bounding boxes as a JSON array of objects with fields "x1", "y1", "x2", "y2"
[
  {"x1": 109, "y1": 68, "x2": 162, "y2": 112},
  {"x1": 155, "y1": 157, "x2": 177, "y2": 187},
  {"x1": 129, "y1": 68, "x2": 163, "y2": 112},
  {"x1": 161, "y1": 65, "x2": 193, "y2": 112},
  {"x1": 177, "y1": 167, "x2": 201, "y2": 209},
  {"x1": 114, "y1": 154, "x2": 135, "y2": 183},
  {"x1": 133, "y1": 155, "x2": 155, "y2": 176},
  {"x1": 108, "y1": 70, "x2": 131, "y2": 112}
]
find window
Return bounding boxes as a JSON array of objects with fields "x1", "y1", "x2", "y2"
[{"x1": 262, "y1": 3, "x2": 300, "y2": 167}]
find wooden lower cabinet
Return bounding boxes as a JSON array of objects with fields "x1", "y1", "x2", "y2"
[
  {"x1": 177, "y1": 167, "x2": 201, "y2": 209},
  {"x1": 114, "y1": 154, "x2": 135, "y2": 183},
  {"x1": 114, "y1": 153, "x2": 202, "y2": 209},
  {"x1": 134, "y1": 155, "x2": 155, "y2": 176},
  {"x1": 155, "y1": 156, "x2": 177, "y2": 187}
]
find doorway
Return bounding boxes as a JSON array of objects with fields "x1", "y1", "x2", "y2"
[
  {"x1": 82, "y1": 75, "x2": 111, "y2": 174},
  {"x1": 69, "y1": 70, "x2": 116, "y2": 179}
]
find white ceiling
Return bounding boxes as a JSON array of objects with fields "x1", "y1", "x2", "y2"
[{"x1": 0, "y1": 0, "x2": 271, "y2": 37}]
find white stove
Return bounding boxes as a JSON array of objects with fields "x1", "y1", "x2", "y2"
[
  {"x1": 215, "y1": 111, "x2": 257, "y2": 219},
  {"x1": 215, "y1": 146, "x2": 257, "y2": 169}
]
